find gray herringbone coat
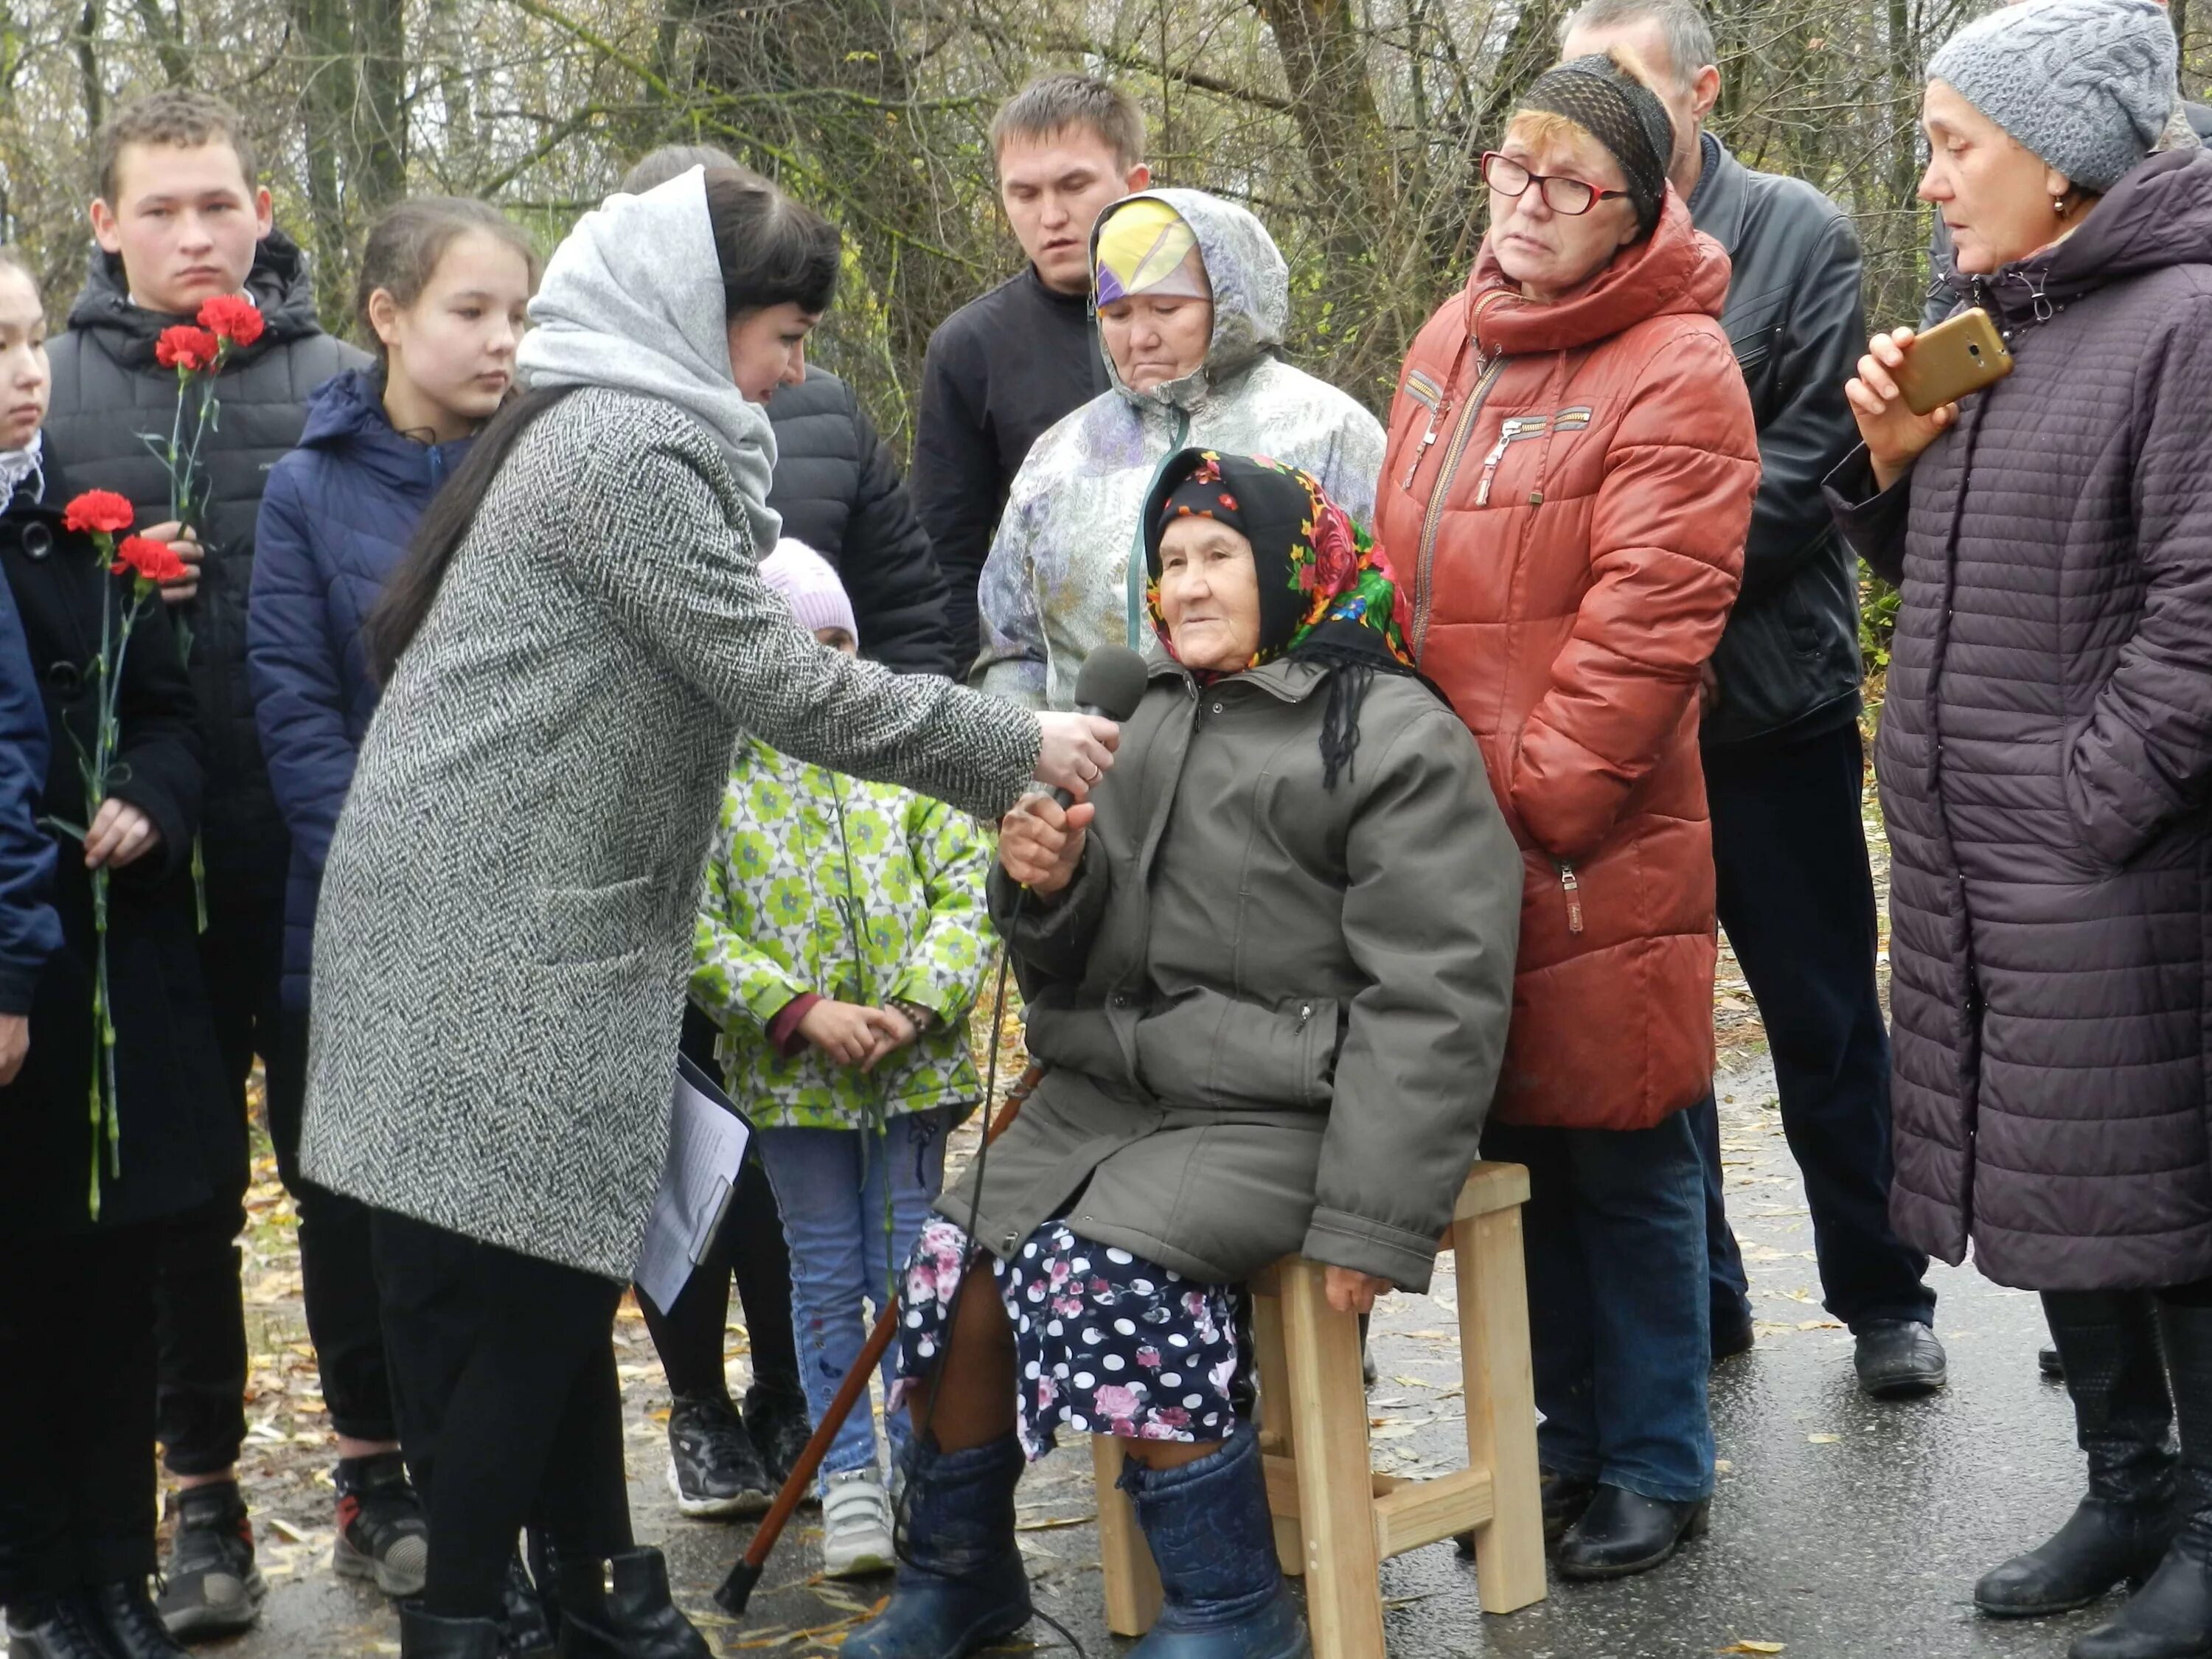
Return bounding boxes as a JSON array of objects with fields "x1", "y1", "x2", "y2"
[{"x1": 300, "y1": 388, "x2": 1041, "y2": 1281}]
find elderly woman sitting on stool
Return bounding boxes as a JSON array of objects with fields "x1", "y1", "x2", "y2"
[{"x1": 844, "y1": 449, "x2": 1523, "y2": 1659}]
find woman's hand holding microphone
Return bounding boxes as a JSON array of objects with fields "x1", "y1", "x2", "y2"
[{"x1": 1032, "y1": 711, "x2": 1119, "y2": 803}]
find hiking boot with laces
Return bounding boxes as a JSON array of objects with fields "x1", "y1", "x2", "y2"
[
  {"x1": 156, "y1": 1482, "x2": 265, "y2": 1639},
  {"x1": 821, "y1": 1469, "x2": 897, "y2": 1579},
  {"x1": 4, "y1": 1592, "x2": 115, "y2": 1659},
  {"x1": 333, "y1": 1450, "x2": 430, "y2": 1598},
  {"x1": 744, "y1": 1380, "x2": 814, "y2": 1491},
  {"x1": 87, "y1": 1579, "x2": 189, "y2": 1658},
  {"x1": 665, "y1": 1394, "x2": 772, "y2": 1520}
]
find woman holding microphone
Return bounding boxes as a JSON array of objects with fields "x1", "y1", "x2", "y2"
[{"x1": 297, "y1": 166, "x2": 1116, "y2": 1659}]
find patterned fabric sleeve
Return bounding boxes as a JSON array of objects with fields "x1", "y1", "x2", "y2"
[
  {"x1": 885, "y1": 791, "x2": 995, "y2": 1021},
  {"x1": 689, "y1": 784, "x2": 811, "y2": 1031},
  {"x1": 971, "y1": 480, "x2": 1050, "y2": 708}
]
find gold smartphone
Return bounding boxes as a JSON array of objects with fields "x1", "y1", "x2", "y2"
[{"x1": 1895, "y1": 307, "x2": 2014, "y2": 414}]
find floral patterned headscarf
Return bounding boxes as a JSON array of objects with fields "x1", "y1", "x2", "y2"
[{"x1": 1142, "y1": 448, "x2": 1427, "y2": 787}]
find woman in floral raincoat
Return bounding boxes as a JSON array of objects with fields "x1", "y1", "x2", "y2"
[{"x1": 688, "y1": 542, "x2": 995, "y2": 1577}]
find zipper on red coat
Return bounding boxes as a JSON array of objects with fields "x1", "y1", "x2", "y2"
[
  {"x1": 1557, "y1": 862, "x2": 1583, "y2": 934},
  {"x1": 1410, "y1": 353, "x2": 1505, "y2": 655}
]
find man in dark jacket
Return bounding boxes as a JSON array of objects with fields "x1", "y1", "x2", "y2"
[
  {"x1": 909, "y1": 74, "x2": 1148, "y2": 669},
  {"x1": 1566, "y1": 0, "x2": 1944, "y2": 1400},
  {"x1": 42, "y1": 88, "x2": 366, "y2": 1635},
  {"x1": 766, "y1": 366, "x2": 955, "y2": 677}
]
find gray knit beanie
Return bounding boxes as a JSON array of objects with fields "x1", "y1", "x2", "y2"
[{"x1": 1927, "y1": 0, "x2": 2177, "y2": 192}]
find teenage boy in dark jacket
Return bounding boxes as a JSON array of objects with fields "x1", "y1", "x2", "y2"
[
  {"x1": 1565, "y1": 0, "x2": 1944, "y2": 1401},
  {"x1": 41, "y1": 87, "x2": 367, "y2": 1638},
  {"x1": 909, "y1": 74, "x2": 1148, "y2": 669}
]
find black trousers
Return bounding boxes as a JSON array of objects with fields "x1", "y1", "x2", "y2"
[
  {"x1": 1699, "y1": 720, "x2": 1935, "y2": 1332},
  {"x1": 639, "y1": 1008, "x2": 801, "y2": 1402},
  {"x1": 0, "y1": 1227, "x2": 159, "y2": 1600},
  {"x1": 153, "y1": 877, "x2": 279, "y2": 1476},
  {"x1": 372, "y1": 1209, "x2": 632, "y2": 1620},
  {"x1": 266, "y1": 1008, "x2": 399, "y2": 1444}
]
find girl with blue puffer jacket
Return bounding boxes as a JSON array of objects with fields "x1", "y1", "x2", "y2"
[{"x1": 244, "y1": 198, "x2": 538, "y2": 1614}]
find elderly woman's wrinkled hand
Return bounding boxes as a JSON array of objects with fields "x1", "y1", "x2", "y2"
[
  {"x1": 999, "y1": 793, "x2": 1093, "y2": 897},
  {"x1": 1846, "y1": 327, "x2": 1958, "y2": 493},
  {"x1": 1324, "y1": 1267, "x2": 1394, "y2": 1315}
]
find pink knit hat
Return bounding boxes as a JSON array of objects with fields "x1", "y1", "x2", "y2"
[{"x1": 760, "y1": 539, "x2": 859, "y2": 644}]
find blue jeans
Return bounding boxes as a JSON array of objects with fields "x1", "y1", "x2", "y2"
[
  {"x1": 1484, "y1": 1112, "x2": 1714, "y2": 1504},
  {"x1": 754, "y1": 1110, "x2": 949, "y2": 1480}
]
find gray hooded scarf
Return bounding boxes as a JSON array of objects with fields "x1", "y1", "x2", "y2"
[
  {"x1": 971, "y1": 188, "x2": 1386, "y2": 710},
  {"x1": 518, "y1": 167, "x2": 782, "y2": 553}
]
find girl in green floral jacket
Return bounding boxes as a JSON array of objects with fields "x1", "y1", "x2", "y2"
[{"x1": 689, "y1": 541, "x2": 995, "y2": 1576}]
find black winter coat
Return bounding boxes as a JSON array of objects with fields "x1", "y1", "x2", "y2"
[
  {"x1": 910, "y1": 268, "x2": 1106, "y2": 669},
  {"x1": 765, "y1": 366, "x2": 954, "y2": 676},
  {"x1": 1688, "y1": 135, "x2": 1868, "y2": 748},
  {"x1": 42, "y1": 234, "x2": 368, "y2": 900},
  {"x1": 1829, "y1": 150, "x2": 2212, "y2": 1292},
  {"x1": 0, "y1": 583, "x2": 59, "y2": 1015},
  {"x1": 0, "y1": 471, "x2": 232, "y2": 1237}
]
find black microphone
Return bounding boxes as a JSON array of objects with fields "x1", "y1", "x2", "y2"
[{"x1": 1050, "y1": 644, "x2": 1150, "y2": 807}]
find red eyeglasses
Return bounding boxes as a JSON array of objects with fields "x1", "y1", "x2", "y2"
[{"x1": 1481, "y1": 151, "x2": 1628, "y2": 217}]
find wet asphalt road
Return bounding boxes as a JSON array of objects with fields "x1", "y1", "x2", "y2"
[{"x1": 208, "y1": 1053, "x2": 2099, "y2": 1658}]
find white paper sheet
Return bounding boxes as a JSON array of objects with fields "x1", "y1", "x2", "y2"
[{"x1": 634, "y1": 1056, "x2": 752, "y2": 1316}]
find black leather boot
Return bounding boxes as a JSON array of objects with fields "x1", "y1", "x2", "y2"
[
  {"x1": 1119, "y1": 1425, "x2": 1310, "y2": 1658},
  {"x1": 501, "y1": 1548, "x2": 559, "y2": 1659},
  {"x1": 1554, "y1": 1485, "x2": 1709, "y2": 1579},
  {"x1": 2069, "y1": 1296, "x2": 2212, "y2": 1659},
  {"x1": 86, "y1": 1579, "x2": 189, "y2": 1658},
  {"x1": 1978, "y1": 1290, "x2": 2180, "y2": 1618},
  {"x1": 3, "y1": 1593, "x2": 114, "y2": 1659},
  {"x1": 400, "y1": 1601, "x2": 505, "y2": 1658},
  {"x1": 554, "y1": 1548, "x2": 709, "y2": 1659}
]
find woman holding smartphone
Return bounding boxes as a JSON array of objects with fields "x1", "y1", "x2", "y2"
[{"x1": 1828, "y1": 3, "x2": 2212, "y2": 1652}]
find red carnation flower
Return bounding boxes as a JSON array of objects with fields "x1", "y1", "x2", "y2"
[
  {"x1": 112, "y1": 535, "x2": 188, "y2": 584},
  {"x1": 63, "y1": 490, "x2": 134, "y2": 535},
  {"x1": 155, "y1": 325, "x2": 220, "y2": 372},
  {"x1": 196, "y1": 295, "x2": 264, "y2": 348}
]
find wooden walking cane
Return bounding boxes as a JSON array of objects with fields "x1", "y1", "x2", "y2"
[{"x1": 715, "y1": 1062, "x2": 1046, "y2": 1616}]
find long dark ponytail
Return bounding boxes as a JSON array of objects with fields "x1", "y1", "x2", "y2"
[{"x1": 364, "y1": 167, "x2": 841, "y2": 681}]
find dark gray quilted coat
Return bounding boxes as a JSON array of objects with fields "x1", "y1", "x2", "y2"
[{"x1": 1829, "y1": 149, "x2": 2212, "y2": 1291}]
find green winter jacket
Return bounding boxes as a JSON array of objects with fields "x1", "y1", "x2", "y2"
[
  {"x1": 941, "y1": 657, "x2": 1522, "y2": 1291},
  {"x1": 689, "y1": 737, "x2": 995, "y2": 1130}
]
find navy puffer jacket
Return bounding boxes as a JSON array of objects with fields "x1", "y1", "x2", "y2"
[{"x1": 248, "y1": 368, "x2": 472, "y2": 1009}]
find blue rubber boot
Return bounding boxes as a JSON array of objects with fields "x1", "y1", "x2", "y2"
[
  {"x1": 1121, "y1": 1425, "x2": 1311, "y2": 1658},
  {"x1": 841, "y1": 1434, "x2": 1031, "y2": 1659}
]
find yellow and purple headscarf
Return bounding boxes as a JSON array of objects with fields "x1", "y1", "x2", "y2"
[
  {"x1": 1141, "y1": 448, "x2": 1427, "y2": 787},
  {"x1": 1093, "y1": 198, "x2": 1211, "y2": 307}
]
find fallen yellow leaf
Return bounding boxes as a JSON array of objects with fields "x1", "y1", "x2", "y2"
[
  {"x1": 1806, "y1": 1433, "x2": 1842, "y2": 1444},
  {"x1": 1717, "y1": 1643, "x2": 1787, "y2": 1655}
]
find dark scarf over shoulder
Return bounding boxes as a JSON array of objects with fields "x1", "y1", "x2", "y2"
[{"x1": 1141, "y1": 448, "x2": 1436, "y2": 787}]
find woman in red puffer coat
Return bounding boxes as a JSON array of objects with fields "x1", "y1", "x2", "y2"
[{"x1": 1377, "y1": 49, "x2": 1757, "y2": 1580}]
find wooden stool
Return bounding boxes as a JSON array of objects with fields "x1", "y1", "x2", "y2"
[{"x1": 1093, "y1": 1161, "x2": 1546, "y2": 1656}]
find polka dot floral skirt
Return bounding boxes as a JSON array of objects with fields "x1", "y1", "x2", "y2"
[{"x1": 894, "y1": 1216, "x2": 1243, "y2": 1461}]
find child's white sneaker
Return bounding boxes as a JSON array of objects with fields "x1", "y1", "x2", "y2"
[{"x1": 821, "y1": 1469, "x2": 897, "y2": 1578}]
